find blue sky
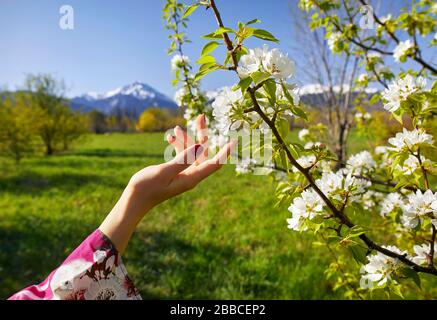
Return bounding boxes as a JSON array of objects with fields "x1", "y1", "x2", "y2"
[
  {"x1": 0, "y1": 0, "x2": 434, "y2": 98},
  {"x1": 0, "y1": 0, "x2": 298, "y2": 97}
]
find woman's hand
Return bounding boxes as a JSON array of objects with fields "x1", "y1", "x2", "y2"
[{"x1": 99, "y1": 114, "x2": 234, "y2": 254}]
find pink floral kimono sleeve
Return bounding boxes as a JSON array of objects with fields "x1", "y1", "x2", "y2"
[{"x1": 8, "y1": 229, "x2": 142, "y2": 300}]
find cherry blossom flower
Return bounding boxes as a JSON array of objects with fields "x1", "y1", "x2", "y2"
[
  {"x1": 381, "y1": 75, "x2": 426, "y2": 112},
  {"x1": 346, "y1": 151, "x2": 376, "y2": 175},
  {"x1": 380, "y1": 192, "x2": 405, "y2": 217},
  {"x1": 388, "y1": 128, "x2": 434, "y2": 152},
  {"x1": 293, "y1": 155, "x2": 317, "y2": 172},
  {"x1": 396, "y1": 154, "x2": 429, "y2": 175},
  {"x1": 235, "y1": 157, "x2": 256, "y2": 174},
  {"x1": 355, "y1": 112, "x2": 371, "y2": 120},
  {"x1": 327, "y1": 32, "x2": 342, "y2": 52},
  {"x1": 237, "y1": 50, "x2": 261, "y2": 78},
  {"x1": 263, "y1": 48, "x2": 295, "y2": 79},
  {"x1": 316, "y1": 171, "x2": 370, "y2": 203},
  {"x1": 287, "y1": 189, "x2": 324, "y2": 231},
  {"x1": 174, "y1": 86, "x2": 189, "y2": 107},
  {"x1": 393, "y1": 40, "x2": 414, "y2": 63},
  {"x1": 360, "y1": 246, "x2": 407, "y2": 288},
  {"x1": 402, "y1": 190, "x2": 437, "y2": 228},
  {"x1": 298, "y1": 129, "x2": 310, "y2": 141},
  {"x1": 211, "y1": 87, "x2": 243, "y2": 135},
  {"x1": 411, "y1": 243, "x2": 433, "y2": 265},
  {"x1": 171, "y1": 54, "x2": 190, "y2": 71}
]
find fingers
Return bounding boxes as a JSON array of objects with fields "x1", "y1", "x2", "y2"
[
  {"x1": 168, "y1": 140, "x2": 236, "y2": 194},
  {"x1": 160, "y1": 144, "x2": 203, "y2": 180},
  {"x1": 195, "y1": 114, "x2": 208, "y2": 161},
  {"x1": 175, "y1": 125, "x2": 194, "y2": 153}
]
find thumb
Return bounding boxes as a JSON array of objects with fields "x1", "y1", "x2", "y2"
[{"x1": 161, "y1": 144, "x2": 203, "y2": 179}]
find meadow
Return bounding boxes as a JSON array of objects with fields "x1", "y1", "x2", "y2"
[{"x1": 0, "y1": 131, "x2": 430, "y2": 299}]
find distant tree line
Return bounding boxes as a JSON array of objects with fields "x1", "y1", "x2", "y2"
[
  {"x1": 88, "y1": 107, "x2": 185, "y2": 134},
  {"x1": 0, "y1": 74, "x2": 88, "y2": 162},
  {"x1": 0, "y1": 74, "x2": 186, "y2": 163}
]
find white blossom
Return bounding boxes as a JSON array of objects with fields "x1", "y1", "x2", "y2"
[
  {"x1": 183, "y1": 108, "x2": 197, "y2": 133},
  {"x1": 396, "y1": 154, "x2": 429, "y2": 175},
  {"x1": 174, "y1": 87, "x2": 189, "y2": 107},
  {"x1": 298, "y1": 129, "x2": 310, "y2": 141},
  {"x1": 363, "y1": 190, "x2": 384, "y2": 210},
  {"x1": 235, "y1": 157, "x2": 257, "y2": 174},
  {"x1": 287, "y1": 189, "x2": 324, "y2": 231},
  {"x1": 237, "y1": 50, "x2": 261, "y2": 78},
  {"x1": 263, "y1": 48, "x2": 295, "y2": 79},
  {"x1": 380, "y1": 14, "x2": 392, "y2": 23},
  {"x1": 171, "y1": 54, "x2": 190, "y2": 71},
  {"x1": 293, "y1": 155, "x2": 317, "y2": 172},
  {"x1": 411, "y1": 243, "x2": 433, "y2": 265},
  {"x1": 357, "y1": 73, "x2": 369, "y2": 83},
  {"x1": 315, "y1": 171, "x2": 370, "y2": 203},
  {"x1": 209, "y1": 133, "x2": 228, "y2": 149},
  {"x1": 402, "y1": 189, "x2": 437, "y2": 228},
  {"x1": 381, "y1": 75, "x2": 426, "y2": 112},
  {"x1": 304, "y1": 141, "x2": 322, "y2": 149},
  {"x1": 367, "y1": 52, "x2": 381, "y2": 60},
  {"x1": 360, "y1": 112, "x2": 371, "y2": 120},
  {"x1": 360, "y1": 246, "x2": 407, "y2": 288},
  {"x1": 374, "y1": 146, "x2": 389, "y2": 155},
  {"x1": 388, "y1": 128, "x2": 434, "y2": 152},
  {"x1": 276, "y1": 83, "x2": 300, "y2": 106},
  {"x1": 327, "y1": 32, "x2": 342, "y2": 52},
  {"x1": 346, "y1": 151, "x2": 376, "y2": 175},
  {"x1": 393, "y1": 40, "x2": 414, "y2": 63},
  {"x1": 211, "y1": 87, "x2": 243, "y2": 135},
  {"x1": 380, "y1": 192, "x2": 404, "y2": 217}
]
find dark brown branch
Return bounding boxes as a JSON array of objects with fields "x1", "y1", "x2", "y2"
[
  {"x1": 430, "y1": 225, "x2": 436, "y2": 268},
  {"x1": 209, "y1": 0, "x2": 239, "y2": 70}
]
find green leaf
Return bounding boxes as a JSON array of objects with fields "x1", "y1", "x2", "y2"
[
  {"x1": 251, "y1": 71, "x2": 271, "y2": 85},
  {"x1": 201, "y1": 41, "x2": 220, "y2": 56},
  {"x1": 182, "y1": 4, "x2": 199, "y2": 19},
  {"x1": 391, "y1": 285, "x2": 404, "y2": 299},
  {"x1": 202, "y1": 32, "x2": 224, "y2": 40},
  {"x1": 196, "y1": 55, "x2": 216, "y2": 65},
  {"x1": 199, "y1": 62, "x2": 216, "y2": 71},
  {"x1": 400, "y1": 267, "x2": 421, "y2": 289},
  {"x1": 291, "y1": 106, "x2": 308, "y2": 121},
  {"x1": 348, "y1": 245, "x2": 368, "y2": 264},
  {"x1": 370, "y1": 93, "x2": 380, "y2": 104},
  {"x1": 252, "y1": 29, "x2": 279, "y2": 42},
  {"x1": 194, "y1": 64, "x2": 219, "y2": 81},
  {"x1": 237, "y1": 77, "x2": 253, "y2": 93},
  {"x1": 263, "y1": 79, "x2": 277, "y2": 104},
  {"x1": 214, "y1": 27, "x2": 235, "y2": 36},
  {"x1": 277, "y1": 118, "x2": 290, "y2": 139},
  {"x1": 246, "y1": 18, "x2": 261, "y2": 25}
]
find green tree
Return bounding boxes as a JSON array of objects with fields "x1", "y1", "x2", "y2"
[
  {"x1": 136, "y1": 107, "x2": 173, "y2": 132},
  {"x1": 58, "y1": 110, "x2": 88, "y2": 151},
  {"x1": 0, "y1": 93, "x2": 42, "y2": 163},
  {"x1": 25, "y1": 74, "x2": 86, "y2": 155}
]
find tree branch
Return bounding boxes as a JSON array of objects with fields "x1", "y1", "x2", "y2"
[{"x1": 206, "y1": 0, "x2": 437, "y2": 277}]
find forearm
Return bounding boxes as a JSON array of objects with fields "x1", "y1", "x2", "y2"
[{"x1": 99, "y1": 184, "x2": 153, "y2": 255}]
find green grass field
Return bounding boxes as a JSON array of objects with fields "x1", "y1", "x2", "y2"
[{"x1": 0, "y1": 132, "x2": 431, "y2": 299}]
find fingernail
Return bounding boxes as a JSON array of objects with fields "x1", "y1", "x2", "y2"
[
  {"x1": 175, "y1": 125, "x2": 182, "y2": 132},
  {"x1": 194, "y1": 144, "x2": 203, "y2": 156}
]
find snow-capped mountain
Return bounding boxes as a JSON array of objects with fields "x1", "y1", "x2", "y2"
[{"x1": 71, "y1": 82, "x2": 178, "y2": 118}]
